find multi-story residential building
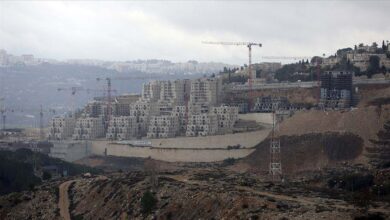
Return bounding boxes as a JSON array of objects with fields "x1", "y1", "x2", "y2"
[
  {"x1": 48, "y1": 116, "x2": 76, "y2": 140},
  {"x1": 189, "y1": 78, "x2": 222, "y2": 114},
  {"x1": 72, "y1": 117, "x2": 105, "y2": 140},
  {"x1": 106, "y1": 116, "x2": 138, "y2": 140},
  {"x1": 186, "y1": 114, "x2": 218, "y2": 137},
  {"x1": 129, "y1": 101, "x2": 152, "y2": 136},
  {"x1": 112, "y1": 94, "x2": 140, "y2": 116},
  {"x1": 142, "y1": 81, "x2": 161, "y2": 102},
  {"x1": 210, "y1": 106, "x2": 239, "y2": 134},
  {"x1": 172, "y1": 105, "x2": 188, "y2": 134},
  {"x1": 159, "y1": 79, "x2": 191, "y2": 105},
  {"x1": 147, "y1": 115, "x2": 179, "y2": 138},
  {"x1": 84, "y1": 100, "x2": 107, "y2": 118}
]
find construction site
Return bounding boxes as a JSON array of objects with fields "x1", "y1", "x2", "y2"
[{"x1": 1, "y1": 41, "x2": 390, "y2": 220}]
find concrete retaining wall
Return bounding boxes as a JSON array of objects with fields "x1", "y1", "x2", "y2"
[
  {"x1": 88, "y1": 116, "x2": 272, "y2": 162},
  {"x1": 91, "y1": 141, "x2": 255, "y2": 162}
]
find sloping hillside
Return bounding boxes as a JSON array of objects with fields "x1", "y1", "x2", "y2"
[{"x1": 241, "y1": 133, "x2": 364, "y2": 174}]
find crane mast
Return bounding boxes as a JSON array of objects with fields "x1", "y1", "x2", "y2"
[{"x1": 202, "y1": 41, "x2": 262, "y2": 109}]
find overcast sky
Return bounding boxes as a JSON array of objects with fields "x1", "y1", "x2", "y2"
[{"x1": 0, "y1": 1, "x2": 389, "y2": 65}]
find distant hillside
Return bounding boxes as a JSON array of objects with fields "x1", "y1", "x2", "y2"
[{"x1": 0, "y1": 63, "x2": 204, "y2": 127}]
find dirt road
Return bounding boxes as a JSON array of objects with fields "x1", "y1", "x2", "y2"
[
  {"x1": 58, "y1": 180, "x2": 75, "y2": 220},
  {"x1": 167, "y1": 174, "x2": 390, "y2": 214}
]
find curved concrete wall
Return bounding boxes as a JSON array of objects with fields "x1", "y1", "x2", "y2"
[
  {"x1": 150, "y1": 128, "x2": 271, "y2": 149},
  {"x1": 91, "y1": 142, "x2": 255, "y2": 162},
  {"x1": 89, "y1": 115, "x2": 272, "y2": 162}
]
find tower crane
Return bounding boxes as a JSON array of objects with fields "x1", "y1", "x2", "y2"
[
  {"x1": 57, "y1": 86, "x2": 117, "y2": 117},
  {"x1": 96, "y1": 76, "x2": 142, "y2": 130},
  {"x1": 0, "y1": 105, "x2": 56, "y2": 140},
  {"x1": 202, "y1": 41, "x2": 262, "y2": 109},
  {"x1": 57, "y1": 86, "x2": 85, "y2": 117}
]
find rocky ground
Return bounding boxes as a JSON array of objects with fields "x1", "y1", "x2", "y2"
[{"x1": 0, "y1": 166, "x2": 389, "y2": 220}]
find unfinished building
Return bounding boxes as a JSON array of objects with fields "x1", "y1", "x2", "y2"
[
  {"x1": 319, "y1": 71, "x2": 353, "y2": 109},
  {"x1": 84, "y1": 100, "x2": 107, "y2": 118},
  {"x1": 142, "y1": 80, "x2": 161, "y2": 102},
  {"x1": 129, "y1": 100, "x2": 152, "y2": 136},
  {"x1": 112, "y1": 94, "x2": 140, "y2": 116},
  {"x1": 106, "y1": 116, "x2": 138, "y2": 140},
  {"x1": 189, "y1": 78, "x2": 222, "y2": 114},
  {"x1": 147, "y1": 115, "x2": 179, "y2": 138},
  {"x1": 48, "y1": 116, "x2": 76, "y2": 140},
  {"x1": 72, "y1": 116, "x2": 105, "y2": 140},
  {"x1": 252, "y1": 96, "x2": 290, "y2": 112}
]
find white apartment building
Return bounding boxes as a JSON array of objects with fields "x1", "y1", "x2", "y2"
[
  {"x1": 106, "y1": 116, "x2": 138, "y2": 140},
  {"x1": 186, "y1": 114, "x2": 218, "y2": 137},
  {"x1": 129, "y1": 101, "x2": 152, "y2": 136},
  {"x1": 112, "y1": 94, "x2": 140, "y2": 116},
  {"x1": 189, "y1": 78, "x2": 222, "y2": 114},
  {"x1": 172, "y1": 105, "x2": 188, "y2": 134},
  {"x1": 147, "y1": 115, "x2": 179, "y2": 138},
  {"x1": 72, "y1": 117, "x2": 104, "y2": 140},
  {"x1": 210, "y1": 106, "x2": 239, "y2": 134},
  {"x1": 142, "y1": 81, "x2": 161, "y2": 102},
  {"x1": 159, "y1": 79, "x2": 190, "y2": 105},
  {"x1": 346, "y1": 53, "x2": 388, "y2": 71},
  {"x1": 48, "y1": 116, "x2": 76, "y2": 140}
]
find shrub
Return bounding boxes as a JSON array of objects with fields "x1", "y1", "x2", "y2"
[
  {"x1": 222, "y1": 158, "x2": 236, "y2": 166},
  {"x1": 42, "y1": 171, "x2": 52, "y2": 180},
  {"x1": 141, "y1": 191, "x2": 157, "y2": 214}
]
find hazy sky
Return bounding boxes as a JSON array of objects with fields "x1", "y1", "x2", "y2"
[{"x1": 1, "y1": 1, "x2": 389, "y2": 64}]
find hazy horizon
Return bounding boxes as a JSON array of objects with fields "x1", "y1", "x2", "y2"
[{"x1": 1, "y1": 1, "x2": 389, "y2": 65}]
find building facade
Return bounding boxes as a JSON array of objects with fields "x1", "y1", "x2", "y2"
[
  {"x1": 72, "y1": 117, "x2": 105, "y2": 140},
  {"x1": 48, "y1": 116, "x2": 76, "y2": 140}
]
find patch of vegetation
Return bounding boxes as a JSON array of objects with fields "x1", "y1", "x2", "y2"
[
  {"x1": 221, "y1": 158, "x2": 236, "y2": 166},
  {"x1": 321, "y1": 132, "x2": 364, "y2": 161},
  {"x1": 141, "y1": 191, "x2": 157, "y2": 214},
  {"x1": 0, "y1": 148, "x2": 102, "y2": 195},
  {"x1": 0, "y1": 153, "x2": 41, "y2": 195},
  {"x1": 328, "y1": 174, "x2": 374, "y2": 192},
  {"x1": 42, "y1": 171, "x2": 52, "y2": 180}
]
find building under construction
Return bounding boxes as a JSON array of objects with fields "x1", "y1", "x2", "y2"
[
  {"x1": 252, "y1": 96, "x2": 290, "y2": 112},
  {"x1": 319, "y1": 71, "x2": 353, "y2": 109}
]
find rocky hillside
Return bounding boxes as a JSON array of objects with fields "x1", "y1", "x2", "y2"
[{"x1": 1, "y1": 169, "x2": 388, "y2": 220}]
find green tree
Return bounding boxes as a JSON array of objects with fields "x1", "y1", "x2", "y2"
[
  {"x1": 367, "y1": 55, "x2": 380, "y2": 78},
  {"x1": 42, "y1": 171, "x2": 52, "y2": 180},
  {"x1": 141, "y1": 191, "x2": 157, "y2": 214}
]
